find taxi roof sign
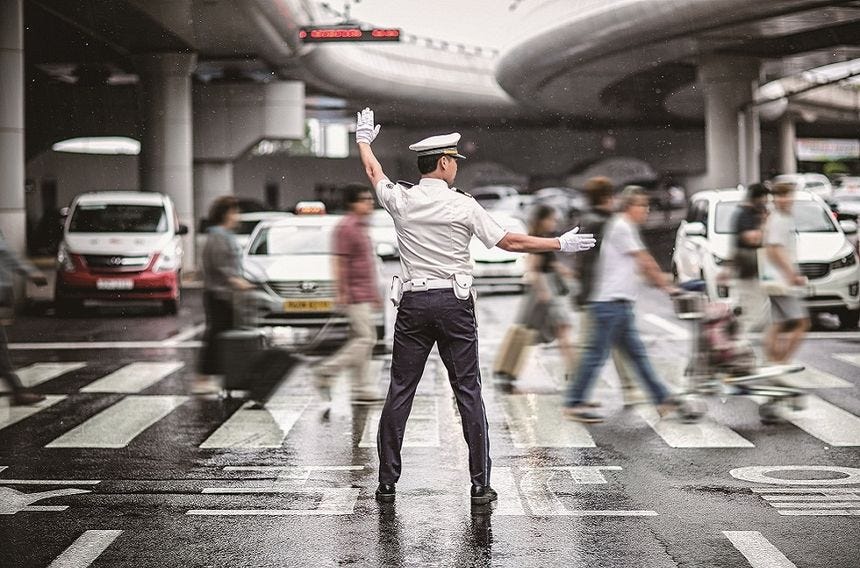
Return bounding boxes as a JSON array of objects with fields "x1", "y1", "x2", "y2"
[{"x1": 295, "y1": 201, "x2": 327, "y2": 215}]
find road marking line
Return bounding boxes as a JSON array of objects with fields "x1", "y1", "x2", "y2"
[
  {"x1": 48, "y1": 530, "x2": 122, "y2": 568},
  {"x1": 186, "y1": 508, "x2": 354, "y2": 516},
  {"x1": 13, "y1": 363, "x2": 86, "y2": 388},
  {"x1": 723, "y1": 531, "x2": 797, "y2": 568},
  {"x1": 762, "y1": 494, "x2": 860, "y2": 501},
  {"x1": 503, "y1": 394, "x2": 596, "y2": 448},
  {"x1": 80, "y1": 361, "x2": 184, "y2": 393},
  {"x1": 46, "y1": 395, "x2": 188, "y2": 448},
  {"x1": 769, "y1": 502, "x2": 860, "y2": 508},
  {"x1": 491, "y1": 467, "x2": 527, "y2": 516},
  {"x1": 359, "y1": 397, "x2": 439, "y2": 448},
  {"x1": 777, "y1": 509, "x2": 859, "y2": 515},
  {"x1": 834, "y1": 353, "x2": 860, "y2": 367},
  {"x1": 0, "y1": 395, "x2": 67, "y2": 432},
  {"x1": 0, "y1": 480, "x2": 100, "y2": 485},
  {"x1": 199, "y1": 397, "x2": 311, "y2": 449},
  {"x1": 751, "y1": 487, "x2": 860, "y2": 493},
  {"x1": 163, "y1": 324, "x2": 205, "y2": 345},
  {"x1": 636, "y1": 406, "x2": 754, "y2": 448},
  {"x1": 776, "y1": 366, "x2": 853, "y2": 389},
  {"x1": 640, "y1": 313, "x2": 689, "y2": 339},
  {"x1": 9, "y1": 341, "x2": 202, "y2": 350},
  {"x1": 753, "y1": 395, "x2": 860, "y2": 446}
]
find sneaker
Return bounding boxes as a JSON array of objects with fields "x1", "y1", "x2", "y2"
[
  {"x1": 562, "y1": 405, "x2": 604, "y2": 423},
  {"x1": 375, "y1": 483, "x2": 395, "y2": 503},
  {"x1": 11, "y1": 391, "x2": 46, "y2": 406},
  {"x1": 470, "y1": 485, "x2": 498, "y2": 505},
  {"x1": 656, "y1": 397, "x2": 681, "y2": 419}
]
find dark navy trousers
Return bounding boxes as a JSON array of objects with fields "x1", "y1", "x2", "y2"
[{"x1": 378, "y1": 289, "x2": 491, "y2": 486}]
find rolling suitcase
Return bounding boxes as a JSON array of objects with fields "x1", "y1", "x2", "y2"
[{"x1": 218, "y1": 329, "x2": 297, "y2": 404}]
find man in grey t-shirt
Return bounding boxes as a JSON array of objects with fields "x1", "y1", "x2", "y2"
[
  {"x1": 761, "y1": 182, "x2": 809, "y2": 363},
  {"x1": 564, "y1": 186, "x2": 677, "y2": 423}
]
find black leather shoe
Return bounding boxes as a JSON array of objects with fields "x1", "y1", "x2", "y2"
[
  {"x1": 375, "y1": 483, "x2": 395, "y2": 503},
  {"x1": 470, "y1": 485, "x2": 498, "y2": 505}
]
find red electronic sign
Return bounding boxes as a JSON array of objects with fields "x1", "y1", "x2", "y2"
[{"x1": 299, "y1": 26, "x2": 401, "y2": 43}]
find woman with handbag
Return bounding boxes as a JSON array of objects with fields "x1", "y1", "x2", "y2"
[{"x1": 495, "y1": 205, "x2": 576, "y2": 382}]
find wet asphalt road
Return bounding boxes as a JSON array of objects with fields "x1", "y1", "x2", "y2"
[{"x1": 1, "y1": 252, "x2": 859, "y2": 567}]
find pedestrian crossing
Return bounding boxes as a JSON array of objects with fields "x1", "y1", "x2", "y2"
[{"x1": 0, "y1": 353, "x2": 858, "y2": 451}]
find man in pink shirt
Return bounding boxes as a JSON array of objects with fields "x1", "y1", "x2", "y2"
[{"x1": 313, "y1": 184, "x2": 384, "y2": 402}]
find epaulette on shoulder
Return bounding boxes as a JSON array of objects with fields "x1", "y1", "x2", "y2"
[
  {"x1": 454, "y1": 188, "x2": 473, "y2": 198},
  {"x1": 396, "y1": 180, "x2": 415, "y2": 188}
]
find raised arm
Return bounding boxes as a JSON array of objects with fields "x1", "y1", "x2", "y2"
[{"x1": 355, "y1": 108, "x2": 387, "y2": 188}]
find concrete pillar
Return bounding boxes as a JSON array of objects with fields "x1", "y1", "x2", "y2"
[
  {"x1": 699, "y1": 56, "x2": 761, "y2": 188},
  {"x1": 193, "y1": 161, "x2": 233, "y2": 224},
  {"x1": 778, "y1": 114, "x2": 797, "y2": 175},
  {"x1": 0, "y1": 0, "x2": 26, "y2": 256},
  {"x1": 135, "y1": 52, "x2": 197, "y2": 269}
]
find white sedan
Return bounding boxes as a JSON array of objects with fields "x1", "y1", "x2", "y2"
[{"x1": 241, "y1": 215, "x2": 389, "y2": 346}]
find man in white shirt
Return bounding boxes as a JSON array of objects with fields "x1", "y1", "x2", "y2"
[
  {"x1": 564, "y1": 186, "x2": 677, "y2": 423},
  {"x1": 355, "y1": 108, "x2": 595, "y2": 506},
  {"x1": 761, "y1": 182, "x2": 809, "y2": 363}
]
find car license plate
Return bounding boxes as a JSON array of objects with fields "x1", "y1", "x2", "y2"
[
  {"x1": 96, "y1": 279, "x2": 134, "y2": 290},
  {"x1": 283, "y1": 300, "x2": 332, "y2": 312}
]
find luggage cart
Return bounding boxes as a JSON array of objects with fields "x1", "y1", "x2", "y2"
[{"x1": 672, "y1": 290, "x2": 807, "y2": 424}]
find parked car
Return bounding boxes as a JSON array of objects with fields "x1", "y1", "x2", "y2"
[
  {"x1": 672, "y1": 188, "x2": 860, "y2": 329},
  {"x1": 773, "y1": 173, "x2": 833, "y2": 200},
  {"x1": 469, "y1": 214, "x2": 528, "y2": 291},
  {"x1": 471, "y1": 185, "x2": 522, "y2": 214},
  {"x1": 55, "y1": 191, "x2": 187, "y2": 315},
  {"x1": 532, "y1": 187, "x2": 588, "y2": 227},
  {"x1": 834, "y1": 176, "x2": 860, "y2": 193},
  {"x1": 369, "y1": 209, "x2": 400, "y2": 260},
  {"x1": 241, "y1": 215, "x2": 389, "y2": 345}
]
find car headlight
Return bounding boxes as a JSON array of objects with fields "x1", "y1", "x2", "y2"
[
  {"x1": 153, "y1": 247, "x2": 181, "y2": 272},
  {"x1": 830, "y1": 251, "x2": 858, "y2": 271},
  {"x1": 57, "y1": 242, "x2": 75, "y2": 272}
]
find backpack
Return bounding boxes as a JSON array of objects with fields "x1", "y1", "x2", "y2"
[{"x1": 574, "y1": 210, "x2": 611, "y2": 307}]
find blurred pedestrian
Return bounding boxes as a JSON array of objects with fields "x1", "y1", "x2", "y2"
[
  {"x1": 354, "y1": 107, "x2": 595, "y2": 505},
  {"x1": 573, "y1": 177, "x2": 643, "y2": 405},
  {"x1": 0, "y1": 232, "x2": 48, "y2": 405},
  {"x1": 760, "y1": 182, "x2": 809, "y2": 363},
  {"x1": 196, "y1": 196, "x2": 254, "y2": 393},
  {"x1": 563, "y1": 186, "x2": 677, "y2": 423},
  {"x1": 312, "y1": 184, "x2": 384, "y2": 403},
  {"x1": 731, "y1": 183, "x2": 770, "y2": 335},
  {"x1": 523, "y1": 205, "x2": 575, "y2": 362}
]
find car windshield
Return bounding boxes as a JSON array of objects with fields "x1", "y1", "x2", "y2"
[
  {"x1": 236, "y1": 220, "x2": 262, "y2": 235},
  {"x1": 715, "y1": 200, "x2": 837, "y2": 233},
  {"x1": 249, "y1": 225, "x2": 333, "y2": 255},
  {"x1": 69, "y1": 204, "x2": 168, "y2": 233}
]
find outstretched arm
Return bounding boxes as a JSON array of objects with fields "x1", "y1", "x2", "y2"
[
  {"x1": 355, "y1": 108, "x2": 386, "y2": 188},
  {"x1": 497, "y1": 227, "x2": 596, "y2": 254}
]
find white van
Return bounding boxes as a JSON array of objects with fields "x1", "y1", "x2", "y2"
[{"x1": 55, "y1": 191, "x2": 187, "y2": 315}]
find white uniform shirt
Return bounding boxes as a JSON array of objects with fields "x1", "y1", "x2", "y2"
[
  {"x1": 590, "y1": 215, "x2": 645, "y2": 302},
  {"x1": 375, "y1": 177, "x2": 507, "y2": 281}
]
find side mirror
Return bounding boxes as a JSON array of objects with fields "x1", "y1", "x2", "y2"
[
  {"x1": 840, "y1": 220, "x2": 858, "y2": 235},
  {"x1": 683, "y1": 221, "x2": 706, "y2": 237},
  {"x1": 176, "y1": 224, "x2": 189, "y2": 236}
]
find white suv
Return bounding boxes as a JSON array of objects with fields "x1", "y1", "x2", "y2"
[{"x1": 672, "y1": 188, "x2": 860, "y2": 329}]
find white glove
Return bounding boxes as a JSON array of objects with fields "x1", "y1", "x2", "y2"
[
  {"x1": 355, "y1": 107, "x2": 381, "y2": 145},
  {"x1": 558, "y1": 227, "x2": 596, "y2": 253}
]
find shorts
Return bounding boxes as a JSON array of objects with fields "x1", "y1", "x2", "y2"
[{"x1": 769, "y1": 295, "x2": 807, "y2": 324}]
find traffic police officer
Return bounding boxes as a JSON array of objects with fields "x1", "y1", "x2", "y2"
[{"x1": 355, "y1": 108, "x2": 596, "y2": 506}]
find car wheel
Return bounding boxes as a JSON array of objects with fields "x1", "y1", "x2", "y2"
[
  {"x1": 838, "y1": 308, "x2": 860, "y2": 330},
  {"x1": 163, "y1": 299, "x2": 179, "y2": 315}
]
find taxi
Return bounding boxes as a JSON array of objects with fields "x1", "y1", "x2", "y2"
[{"x1": 240, "y1": 214, "x2": 389, "y2": 346}]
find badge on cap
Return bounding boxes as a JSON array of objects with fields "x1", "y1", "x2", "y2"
[{"x1": 408, "y1": 133, "x2": 466, "y2": 159}]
